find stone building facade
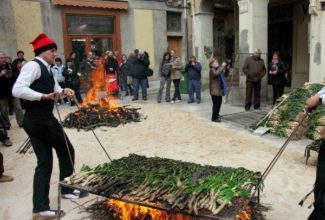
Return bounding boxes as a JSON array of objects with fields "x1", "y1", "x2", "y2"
[{"x1": 0, "y1": 0, "x2": 324, "y2": 101}]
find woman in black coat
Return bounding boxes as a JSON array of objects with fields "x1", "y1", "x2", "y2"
[
  {"x1": 269, "y1": 51, "x2": 286, "y2": 105},
  {"x1": 63, "y1": 58, "x2": 83, "y2": 105}
]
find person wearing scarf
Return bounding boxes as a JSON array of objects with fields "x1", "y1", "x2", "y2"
[{"x1": 269, "y1": 51, "x2": 286, "y2": 105}]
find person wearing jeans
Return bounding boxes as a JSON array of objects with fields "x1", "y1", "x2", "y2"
[
  {"x1": 170, "y1": 50, "x2": 183, "y2": 103},
  {"x1": 157, "y1": 52, "x2": 172, "y2": 103},
  {"x1": 132, "y1": 51, "x2": 150, "y2": 101},
  {"x1": 133, "y1": 78, "x2": 148, "y2": 100},
  {"x1": 0, "y1": 152, "x2": 13, "y2": 182},
  {"x1": 185, "y1": 56, "x2": 202, "y2": 104}
]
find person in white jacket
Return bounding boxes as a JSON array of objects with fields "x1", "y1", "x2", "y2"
[{"x1": 12, "y1": 33, "x2": 80, "y2": 220}]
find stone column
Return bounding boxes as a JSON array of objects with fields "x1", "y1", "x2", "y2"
[
  {"x1": 309, "y1": 0, "x2": 325, "y2": 83},
  {"x1": 236, "y1": 0, "x2": 269, "y2": 105},
  {"x1": 192, "y1": 12, "x2": 214, "y2": 86},
  {"x1": 0, "y1": 0, "x2": 18, "y2": 56}
]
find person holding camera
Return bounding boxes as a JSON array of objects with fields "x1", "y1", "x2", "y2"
[
  {"x1": 157, "y1": 52, "x2": 172, "y2": 103},
  {"x1": 0, "y1": 52, "x2": 24, "y2": 128},
  {"x1": 132, "y1": 50, "x2": 150, "y2": 101},
  {"x1": 185, "y1": 56, "x2": 202, "y2": 104},
  {"x1": 170, "y1": 50, "x2": 183, "y2": 103},
  {"x1": 209, "y1": 58, "x2": 227, "y2": 122}
]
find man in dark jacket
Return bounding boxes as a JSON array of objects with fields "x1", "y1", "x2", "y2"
[
  {"x1": 132, "y1": 51, "x2": 150, "y2": 101},
  {"x1": 242, "y1": 48, "x2": 266, "y2": 111},
  {"x1": 185, "y1": 56, "x2": 202, "y2": 104},
  {"x1": 0, "y1": 52, "x2": 24, "y2": 128},
  {"x1": 12, "y1": 50, "x2": 27, "y2": 73}
]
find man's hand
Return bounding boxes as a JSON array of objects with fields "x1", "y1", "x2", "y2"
[
  {"x1": 305, "y1": 93, "x2": 321, "y2": 112},
  {"x1": 41, "y1": 92, "x2": 61, "y2": 100},
  {"x1": 63, "y1": 88, "x2": 75, "y2": 99}
]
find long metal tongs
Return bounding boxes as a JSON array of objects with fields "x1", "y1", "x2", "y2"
[
  {"x1": 70, "y1": 97, "x2": 112, "y2": 162},
  {"x1": 250, "y1": 112, "x2": 309, "y2": 201}
]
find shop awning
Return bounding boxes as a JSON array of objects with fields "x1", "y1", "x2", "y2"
[{"x1": 52, "y1": 0, "x2": 128, "y2": 10}]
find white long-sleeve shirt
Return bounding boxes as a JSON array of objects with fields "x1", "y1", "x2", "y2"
[
  {"x1": 12, "y1": 57, "x2": 63, "y2": 101},
  {"x1": 318, "y1": 87, "x2": 325, "y2": 105}
]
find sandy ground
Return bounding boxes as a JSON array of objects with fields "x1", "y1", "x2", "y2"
[{"x1": 0, "y1": 103, "x2": 318, "y2": 220}]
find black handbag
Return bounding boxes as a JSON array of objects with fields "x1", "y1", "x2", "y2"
[{"x1": 146, "y1": 68, "x2": 154, "y2": 77}]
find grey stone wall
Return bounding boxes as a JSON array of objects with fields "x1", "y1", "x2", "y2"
[
  {"x1": 0, "y1": 0, "x2": 18, "y2": 57},
  {"x1": 120, "y1": 9, "x2": 136, "y2": 56},
  {"x1": 40, "y1": 1, "x2": 65, "y2": 60}
]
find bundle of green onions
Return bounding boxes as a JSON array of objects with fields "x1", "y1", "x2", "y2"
[
  {"x1": 253, "y1": 83, "x2": 325, "y2": 140},
  {"x1": 65, "y1": 154, "x2": 261, "y2": 216}
]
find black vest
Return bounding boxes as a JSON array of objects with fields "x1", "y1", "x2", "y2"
[{"x1": 25, "y1": 59, "x2": 55, "y2": 116}]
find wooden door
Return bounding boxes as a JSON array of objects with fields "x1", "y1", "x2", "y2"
[{"x1": 167, "y1": 36, "x2": 182, "y2": 57}]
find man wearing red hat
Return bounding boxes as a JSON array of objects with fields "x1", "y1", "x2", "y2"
[{"x1": 12, "y1": 33, "x2": 81, "y2": 220}]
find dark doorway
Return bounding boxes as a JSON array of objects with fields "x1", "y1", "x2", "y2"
[{"x1": 268, "y1": 4, "x2": 293, "y2": 86}]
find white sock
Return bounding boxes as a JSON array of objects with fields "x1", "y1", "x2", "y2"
[
  {"x1": 39, "y1": 210, "x2": 56, "y2": 216},
  {"x1": 73, "y1": 189, "x2": 80, "y2": 194},
  {"x1": 63, "y1": 193, "x2": 79, "y2": 199}
]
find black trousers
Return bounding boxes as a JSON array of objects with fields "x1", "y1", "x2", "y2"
[
  {"x1": 245, "y1": 80, "x2": 261, "y2": 110},
  {"x1": 23, "y1": 115, "x2": 75, "y2": 213},
  {"x1": 309, "y1": 140, "x2": 325, "y2": 220},
  {"x1": 72, "y1": 85, "x2": 83, "y2": 104},
  {"x1": 0, "y1": 152, "x2": 3, "y2": 175},
  {"x1": 272, "y1": 84, "x2": 284, "y2": 105},
  {"x1": 58, "y1": 82, "x2": 68, "y2": 103},
  {"x1": 172, "y1": 79, "x2": 182, "y2": 101},
  {"x1": 211, "y1": 95, "x2": 222, "y2": 121}
]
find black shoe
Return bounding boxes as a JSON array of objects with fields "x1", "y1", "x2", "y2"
[
  {"x1": 166, "y1": 100, "x2": 170, "y2": 102},
  {"x1": 245, "y1": 108, "x2": 250, "y2": 111},
  {"x1": 214, "y1": 118, "x2": 221, "y2": 123},
  {"x1": 188, "y1": 100, "x2": 194, "y2": 104},
  {"x1": 3, "y1": 139, "x2": 13, "y2": 147},
  {"x1": 196, "y1": 100, "x2": 201, "y2": 104},
  {"x1": 132, "y1": 98, "x2": 138, "y2": 101},
  {"x1": 157, "y1": 100, "x2": 161, "y2": 103},
  {"x1": 143, "y1": 97, "x2": 147, "y2": 101}
]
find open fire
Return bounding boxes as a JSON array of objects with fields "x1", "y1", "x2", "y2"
[
  {"x1": 82, "y1": 57, "x2": 118, "y2": 109},
  {"x1": 84, "y1": 199, "x2": 253, "y2": 220},
  {"x1": 62, "y1": 58, "x2": 143, "y2": 130},
  {"x1": 107, "y1": 199, "x2": 193, "y2": 220}
]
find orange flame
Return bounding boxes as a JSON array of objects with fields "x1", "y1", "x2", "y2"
[
  {"x1": 235, "y1": 206, "x2": 252, "y2": 220},
  {"x1": 82, "y1": 57, "x2": 118, "y2": 109},
  {"x1": 107, "y1": 199, "x2": 193, "y2": 220}
]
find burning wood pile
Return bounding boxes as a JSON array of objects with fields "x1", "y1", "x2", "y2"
[
  {"x1": 65, "y1": 154, "x2": 261, "y2": 219},
  {"x1": 62, "y1": 58, "x2": 144, "y2": 130},
  {"x1": 62, "y1": 99, "x2": 143, "y2": 130},
  {"x1": 252, "y1": 83, "x2": 325, "y2": 140}
]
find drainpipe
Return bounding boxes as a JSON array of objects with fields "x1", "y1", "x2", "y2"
[
  {"x1": 191, "y1": 0, "x2": 196, "y2": 57},
  {"x1": 184, "y1": 0, "x2": 189, "y2": 61}
]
